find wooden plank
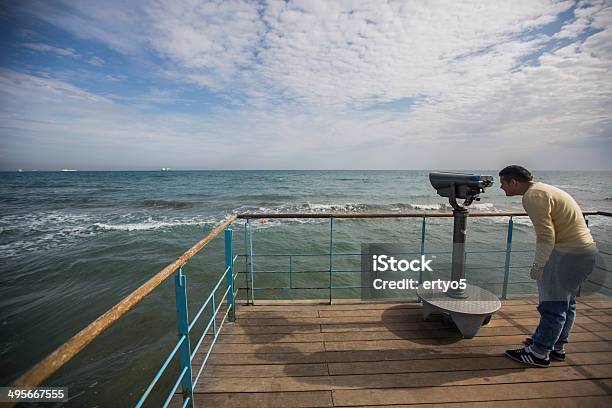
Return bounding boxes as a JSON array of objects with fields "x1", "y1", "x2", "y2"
[
  {"x1": 230, "y1": 310, "x2": 612, "y2": 326},
  {"x1": 331, "y1": 379, "x2": 612, "y2": 406},
  {"x1": 310, "y1": 302, "x2": 612, "y2": 318},
  {"x1": 232, "y1": 316, "x2": 410, "y2": 326},
  {"x1": 236, "y1": 298, "x2": 537, "y2": 307},
  {"x1": 210, "y1": 341, "x2": 325, "y2": 354},
  {"x1": 588, "y1": 314, "x2": 612, "y2": 323},
  {"x1": 237, "y1": 315, "x2": 462, "y2": 327},
  {"x1": 222, "y1": 321, "x2": 322, "y2": 336},
  {"x1": 327, "y1": 352, "x2": 612, "y2": 375},
  {"x1": 196, "y1": 364, "x2": 612, "y2": 393},
  {"x1": 219, "y1": 332, "x2": 325, "y2": 343},
  {"x1": 237, "y1": 302, "x2": 423, "y2": 311},
  {"x1": 350, "y1": 395, "x2": 612, "y2": 408},
  {"x1": 218, "y1": 323, "x2": 610, "y2": 344},
  {"x1": 578, "y1": 300, "x2": 612, "y2": 309},
  {"x1": 202, "y1": 363, "x2": 329, "y2": 378},
  {"x1": 232, "y1": 302, "x2": 611, "y2": 319},
  {"x1": 494, "y1": 310, "x2": 612, "y2": 320},
  {"x1": 193, "y1": 390, "x2": 333, "y2": 407},
  {"x1": 318, "y1": 308, "x2": 424, "y2": 318},
  {"x1": 314, "y1": 302, "x2": 590, "y2": 318},
  {"x1": 596, "y1": 331, "x2": 612, "y2": 341},
  {"x1": 224, "y1": 324, "x2": 322, "y2": 335},
  {"x1": 202, "y1": 341, "x2": 612, "y2": 366},
  {"x1": 213, "y1": 323, "x2": 611, "y2": 347},
  {"x1": 199, "y1": 353, "x2": 612, "y2": 378},
  {"x1": 575, "y1": 322, "x2": 612, "y2": 332},
  {"x1": 236, "y1": 310, "x2": 320, "y2": 318},
  {"x1": 319, "y1": 315, "x2": 602, "y2": 332},
  {"x1": 321, "y1": 321, "x2": 460, "y2": 333},
  {"x1": 322, "y1": 332, "x2": 611, "y2": 351}
]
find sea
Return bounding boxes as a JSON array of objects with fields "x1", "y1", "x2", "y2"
[{"x1": 1, "y1": 170, "x2": 611, "y2": 406}]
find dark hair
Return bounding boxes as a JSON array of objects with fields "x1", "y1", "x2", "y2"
[{"x1": 499, "y1": 165, "x2": 533, "y2": 182}]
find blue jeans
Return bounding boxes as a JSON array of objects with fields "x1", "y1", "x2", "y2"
[
  {"x1": 532, "y1": 297, "x2": 576, "y2": 353},
  {"x1": 531, "y1": 248, "x2": 596, "y2": 354}
]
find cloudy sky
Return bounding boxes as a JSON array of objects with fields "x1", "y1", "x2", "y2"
[{"x1": 0, "y1": 0, "x2": 610, "y2": 170}]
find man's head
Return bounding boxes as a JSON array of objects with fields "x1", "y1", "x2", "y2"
[{"x1": 499, "y1": 165, "x2": 533, "y2": 196}]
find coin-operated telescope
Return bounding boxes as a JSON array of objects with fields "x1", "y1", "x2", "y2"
[
  {"x1": 429, "y1": 172, "x2": 493, "y2": 297},
  {"x1": 417, "y1": 172, "x2": 500, "y2": 338},
  {"x1": 429, "y1": 172, "x2": 493, "y2": 210}
]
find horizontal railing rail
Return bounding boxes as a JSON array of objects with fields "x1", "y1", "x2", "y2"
[
  {"x1": 11, "y1": 209, "x2": 610, "y2": 407},
  {"x1": 237, "y1": 210, "x2": 601, "y2": 218},
  {"x1": 237, "y1": 210, "x2": 610, "y2": 303},
  {"x1": 12, "y1": 215, "x2": 237, "y2": 408}
]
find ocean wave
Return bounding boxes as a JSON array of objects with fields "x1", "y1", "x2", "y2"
[
  {"x1": 0, "y1": 211, "x2": 94, "y2": 231},
  {"x1": 93, "y1": 217, "x2": 216, "y2": 231},
  {"x1": 232, "y1": 201, "x2": 483, "y2": 214},
  {"x1": 409, "y1": 203, "x2": 447, "y2": 210},
  {"x1": 0, "y1": 226, "x2": 98, "y2": 258},
  {"x1": 141, "y1": 200, "x2": 194, "y2": 209},
  {"x1": 471, "y1": 202, "x2": 495, "y2": 210},
  {"x1": 0, "y1": 211, "x2": 221, "y2": 257}
]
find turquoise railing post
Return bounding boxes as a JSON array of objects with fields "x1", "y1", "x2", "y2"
[
  {"x1": 289, "y1": 255, "x2": 293, "y2": 289},
  {"x1": 419, "y1": 216, "x2": 427, "y2": 284},
  {"x1": 502, "y1": 216, "x2": 514, "y2": 299},
  {"x1": 244, "y1": 219, "x2": 249, "y2": 303},
  {"x1": 247, "y1": 218, "x2": 255, "y2": 304},
  {"x1": 329, "y1": 217, "x2": 334, "y2": 304},
  {"x1": 211, "y1": 293, "x2": 217, "y2": 336},
  {"x1": 225, "y1": 228, "x2": 235, "y2": 322},
  {"x1": 174, "y1": 267, "x2": 194, "y2": 407}
]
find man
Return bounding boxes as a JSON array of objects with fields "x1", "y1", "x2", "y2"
[{"x1": 498, "y1": 165, "x2": 597, "y2": 368}]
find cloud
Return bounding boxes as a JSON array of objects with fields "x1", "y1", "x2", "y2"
[
  {"x1": 141, "y1": 0, "x2": 581, "y2": 110},
  {"x1": 15, "y1": 0, "x2": 148, "y2": 55},
  {"x1": 554, "y1": 0, "x2": 608, "y2": 39},
  {"x1": 22, "y1": 42, "x2": 79, "y2": 57},
  {"x1": 87, "y1": 56, "x2": 105, "y2": 66},
  {"x1": 3, "y1": 0, "x2": 611, "y2": 170}
]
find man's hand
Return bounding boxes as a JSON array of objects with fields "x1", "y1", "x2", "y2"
[{"x1": 530, "y1": 265, "x2": 545, "y2": 281}]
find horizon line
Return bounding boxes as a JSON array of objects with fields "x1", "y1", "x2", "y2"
[{"x1": 2, "y1": 169, "x2": 612, "y2": 172}]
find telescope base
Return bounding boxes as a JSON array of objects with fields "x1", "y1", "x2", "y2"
[{"x1": 417, "y1": 284, "x2": 501, "y2": 338}]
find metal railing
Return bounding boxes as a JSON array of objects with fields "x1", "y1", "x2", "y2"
[
  {"x1": 134, "y1": 229, "x2": 238, "y2": 408},
  {"x1": 11, "y1": 215, "x2": 238, "y2": 408},
  {"x1": 237, "y1": 211, "x2": 610, "y2": 302},
  {"x1": 10, "y1": 210, "x2": 611, "y2": 408}
]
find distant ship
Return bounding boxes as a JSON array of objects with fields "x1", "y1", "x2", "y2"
[
  {"x1": 61, "y1": 169, "x2": 78, "y2": 172},
  {"x1": 161, "y1": 168, "x2": 171, "y2": 171}
]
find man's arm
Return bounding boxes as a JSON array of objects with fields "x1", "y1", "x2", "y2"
[{"x1": 523, "y1": 191, "x2": 555, "y2": 277}]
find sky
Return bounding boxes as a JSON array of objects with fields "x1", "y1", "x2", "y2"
[{"x1": 0, "y1": 0, "x2": 611, "y2": 171}]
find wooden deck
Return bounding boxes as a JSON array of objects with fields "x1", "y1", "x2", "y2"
[{"x1": 181, "y1": 297, "x2": 612, "y2": 407}]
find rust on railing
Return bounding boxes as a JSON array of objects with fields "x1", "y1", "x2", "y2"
[
  {"x1": 13, "y1": 214, "x2": 237, "y2": 389},
  {"x1": 237, "y1": 210, "x2": 601, "y2": 219}
]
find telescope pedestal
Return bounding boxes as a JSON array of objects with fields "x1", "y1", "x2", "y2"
[
  {"x1": 417, "y1": 284, "x2": 501, "y2": 338},
  {"x1": 422, "y1": 172, "x2": 501, "y2": 338}
]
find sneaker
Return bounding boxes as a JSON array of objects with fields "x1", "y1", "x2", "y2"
[
  {"x1": 505, "y1": 347, "x2": 550, "y2": 368},
  {"x1": 523, "y1": 337, "x2": 566, "y2": 361}
]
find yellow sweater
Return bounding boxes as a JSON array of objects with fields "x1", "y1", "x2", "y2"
[{"x1": 522, "y1": 182, "x2": 595, "y2": 267}]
